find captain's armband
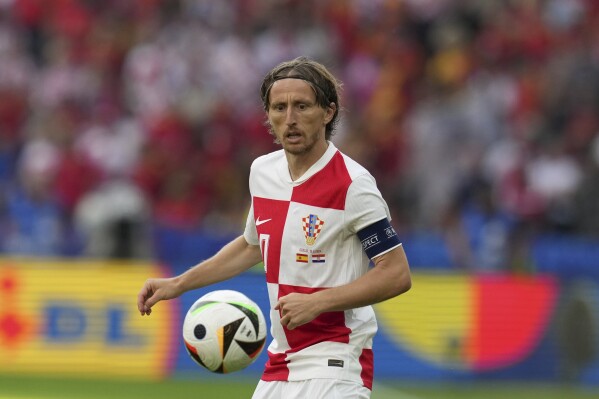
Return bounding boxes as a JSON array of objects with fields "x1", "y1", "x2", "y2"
[{"x1": 357, "y1": 218, "x2": 402, "y2": 259}]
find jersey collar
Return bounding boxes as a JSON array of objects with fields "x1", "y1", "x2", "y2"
[{"x1": 278, "y1": 141, "x2": 338, "y2": 184}]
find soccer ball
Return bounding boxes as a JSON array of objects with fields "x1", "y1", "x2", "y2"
[{"x1": 182, "y1": 290, "x2": 267, "y2": 374}]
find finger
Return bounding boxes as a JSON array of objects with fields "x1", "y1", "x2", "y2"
[
  {"x1": 143, "y1": 292, "x2": 160, "y2": 313},
  {"x1": 286, "y1": 319, "x2": 296, "y2": 330},
  {"x1": 279, "y1": 313, "x2": 289, "y2": 327},
  {"x1": 137, "y1": 286, "x2": 150, "y2": 314},
  {"x1": 138, "y1": 283, "x2": 160, "y2": 315}
]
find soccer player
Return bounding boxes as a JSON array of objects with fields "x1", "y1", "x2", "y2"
[{"x1": 137, "y1": 56, "x2": 412, "y2": 399}]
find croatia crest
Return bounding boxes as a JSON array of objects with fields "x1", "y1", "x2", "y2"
[{"x1": 302, "y1": 214, "x2": 324, "y2": 246}]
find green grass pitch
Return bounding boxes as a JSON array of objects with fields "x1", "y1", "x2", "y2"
[{"x1": 1, "y1": 374, "x2": 598, "y2": 399}]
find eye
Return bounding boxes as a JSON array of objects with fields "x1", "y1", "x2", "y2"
[
  {"x1": 297, "y1": 103, "x2": 308, "y2": 111},
  {"x1": 272, "y1": 104, "x2": 285, "y2": 112}
]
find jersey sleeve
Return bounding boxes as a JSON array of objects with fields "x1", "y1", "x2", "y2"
[
  {"x1": 243, "y1": 201, "x2": 258, "y2": 245},
  {"x1": 345, "y1": 173, "x2": 391, "y2": 233},
  {"x1": 346, "y1": 173, "x2": 401, "y2": 259}
]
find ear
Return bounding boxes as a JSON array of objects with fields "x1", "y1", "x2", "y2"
[{"x1": 324, "y1": 102, "x2": 336, "y2": 125}]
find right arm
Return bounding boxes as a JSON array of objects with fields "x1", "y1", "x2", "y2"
[{"x1": 137, "y1": 235, "x2": 262, "y2": 315}]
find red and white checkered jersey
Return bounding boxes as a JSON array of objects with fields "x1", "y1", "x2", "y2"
[{"x1": 244, "y1": 142, "x2": 393, "y2": 389}]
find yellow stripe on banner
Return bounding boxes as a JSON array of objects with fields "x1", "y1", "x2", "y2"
[
  {"x1": 375, "y1": 273, "x2": 474, "y2": 368},
  {"x1": 0, "y1": 259, "x2": 176, "y2": 379}
]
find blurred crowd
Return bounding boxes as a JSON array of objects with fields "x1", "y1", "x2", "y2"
[{"x1": 0, "y1": 0, "x2": 598, "y2": 271}]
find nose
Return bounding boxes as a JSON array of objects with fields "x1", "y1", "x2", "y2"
[{"x1": 285, "y1": 107, "x2": 297, "y2": 126}]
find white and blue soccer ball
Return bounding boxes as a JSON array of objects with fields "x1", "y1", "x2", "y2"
[{"x1": 182, "y1": 290, "x2": 267, "y2": 374}]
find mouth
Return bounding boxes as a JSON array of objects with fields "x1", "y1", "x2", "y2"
[{"x1": 285, "y1": 131, "x2": 303, "y2": 143}]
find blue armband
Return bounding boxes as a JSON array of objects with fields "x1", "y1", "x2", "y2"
[{"x1": 357, "y1": 218, "x2": 402, "y2": 259}]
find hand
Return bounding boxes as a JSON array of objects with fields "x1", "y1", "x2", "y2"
[
  {"x1": 275, "y1": 293, "x2": 321, "y2": 330},
  {"x1": 137, "y1": 277, "x2": 180, "y2": 316}
]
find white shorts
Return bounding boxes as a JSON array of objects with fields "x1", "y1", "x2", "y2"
[{"x1": 252, "y1": 379, "x2": 371, "y2": 399}]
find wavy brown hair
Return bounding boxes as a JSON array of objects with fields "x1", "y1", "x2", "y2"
[{"x1": 260, "y1": 56, "x2": 342, "y2": 140}]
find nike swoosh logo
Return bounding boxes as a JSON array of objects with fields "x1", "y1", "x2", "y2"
[{"x1": 256, "y1": 217, "x2": 272, "y2": 226}]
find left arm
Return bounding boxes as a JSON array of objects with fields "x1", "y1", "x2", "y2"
[{"x1": 276, "y1": 244, "x2": 411, "y2": 330}]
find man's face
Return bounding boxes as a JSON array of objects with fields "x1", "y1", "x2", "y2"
[{"x1": 267, "y1": 78, "x2": 335, "y2": 156}]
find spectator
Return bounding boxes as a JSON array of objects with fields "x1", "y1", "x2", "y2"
[
  {"x1": 1, "y1": 137, "x2": 66, "y2": 255},
  {"x1": 0, "y1": 0, "x2": 598, "y2": 262}
]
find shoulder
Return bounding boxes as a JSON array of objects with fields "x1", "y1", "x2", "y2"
[
  {"x1": 251, "y1": 149, "x2": 286, "y2": 168},
  {"x1": 336, "y1": 151, "x2": 374, "y2": 182},
  {"x1": 340, "y1": 152, "x2": 390, "y2": 231},
  {"x1": 250, "y1": 149, "x2": 285, "y2": 172}
]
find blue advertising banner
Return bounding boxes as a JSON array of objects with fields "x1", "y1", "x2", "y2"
[{"x1": 2, "y1": 255, "x2": 597, "y2": 385}]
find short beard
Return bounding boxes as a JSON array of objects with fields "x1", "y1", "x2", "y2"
[{"x1": 265, "y1": 122, "x2": 320, "y2": 154}]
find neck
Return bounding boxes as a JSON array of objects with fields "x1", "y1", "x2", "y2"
[{"x1": 286, "y1": 140, "x2": 329, "y2": 181}]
